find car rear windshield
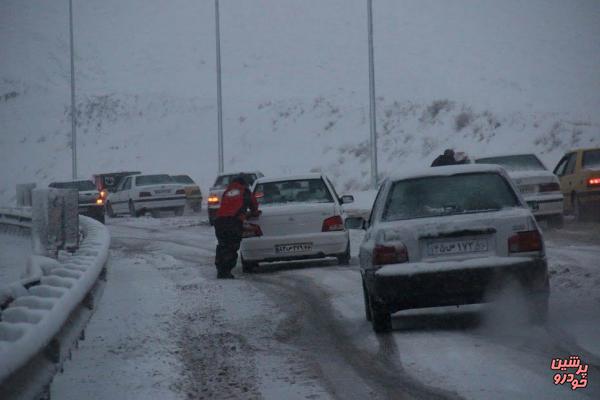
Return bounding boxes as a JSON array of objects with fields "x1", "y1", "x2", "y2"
[
  {"x1": 214, "y1": 173, "x2": 258, "y2": 187},
  {"x1": 382, "y1": 173, "x2": 520, "y2": 221},
  {"x1": 582, "y1": 150, "x2": 600, "y2": 170},
  {"x1": 135, "y1": 175, "x2": 173, "y2": 186},
  {"x1": 49, "y1": 180, "x2": 96, "y2": 191},
  {"x1": 254, "y1": 179, "x2": 333, "y2": 205},
  {"x1": 171, "y1": 175, "x2": 195, "y2": 184},
  {"x1": 475, "y1": 154, "x2": 546, "y2": 171}
]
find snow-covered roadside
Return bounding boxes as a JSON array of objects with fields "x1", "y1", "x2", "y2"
[{"x1": 0, "y1": 232, "x2": 31, "y2": 285}]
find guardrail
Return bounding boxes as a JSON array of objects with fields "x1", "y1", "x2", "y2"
[{"x1": 0, "y1": 208, "x2": 110, "y2": 400}]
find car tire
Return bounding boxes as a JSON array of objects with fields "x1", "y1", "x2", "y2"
[
  {"x1": 547, "y1": 214, "x2": 564, "y2": 229},
  {"x1": 174, "y1": 206, "x2": 185, "y2": 217},
  {"x1": 129, "y1": 200, "x2": 138, "y2": 218},
  {"x1": 572, "y1": 193, "x2": 585, "y2": 221},
  {"x1": 241, "y1": 258, "x2": 258, "y2": 273},
  {"x1": 362, "y1": 279, "x2": 372, "y2": 322},
  {"x1": 337, "y1": 241, "x2": 351, "y2": 265},
  {"x1": 106, "y1": 202, "x2": 115, "y2": 218},
  {"x1": 369, "y1": 297, "x2": 392, "y2": 333},
  {"x1": 191, "y1": 203, "x2": 202, "y2": 213}
]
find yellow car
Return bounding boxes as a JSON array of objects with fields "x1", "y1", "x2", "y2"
[
  {"x1": 171, "y1": 175, "x2": 203, "y2": 212},
  {"x1": 553, "y1": 148, "x2": 600, "y2": 221}
]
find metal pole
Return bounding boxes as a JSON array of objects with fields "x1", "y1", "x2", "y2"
[
  {"x1": 69, "y1": 0, "x2": 77, "y2": 180},
  {"x1": 367, "y1": 0, "x2": 378, "y2": 188},
  {"x1": 215, "y1": 0, "x2": 224, "y2": 173}
]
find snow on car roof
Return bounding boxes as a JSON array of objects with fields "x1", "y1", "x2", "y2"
[
  {"x1": 387, "y1": 164, "x2": 507, "y2": 182},
  {"x1": 255, "y1": 173, "x2": 324, "y2": 184},
  {"x1": 473, "y1": 152, "x2": 538, "y2": 161}
]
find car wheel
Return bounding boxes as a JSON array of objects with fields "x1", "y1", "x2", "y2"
[
  {"x1": 572, "y1": 193, "x2": 585, "y2": 221},
  {"x1": 547, "y1": 214, "x2": 564, "y2": 229},
  {"x1": 362, "y1": 279, "x2": 372, "y2": 322},
  {"x1": 129, "y1": 201, "x2": 138, "y2": 218},
  {"x1": 369, "y1": 297, "x2": 392, "y2": 333},
  {"x1": 191, "y1": 203, "x2": 202, "y2": 213},
  {"x1": 174, "y1": 206, "x2": 185, "y2": 217},
  {"x1": 241, "y1": 258, "x2": 258, "y2": 273},
  {"x1": 337, "y1": 241, "x2": 351, "y2": 265},
  {"x1": 106, "y1": 202, "x2": 115, "y2": 218}
]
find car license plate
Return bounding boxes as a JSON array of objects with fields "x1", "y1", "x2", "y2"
[
  {"x1": 275, "y1": 243, "x2": 313, "y2": 254},
  {"x1": 519, "y1": 185, "x2": 536, "y2": 194},
  {"x1": 427, "y1": 239, "x2": 488, "y2": 256},
  {"x1": 155, "y1": 189, "x2": 171, "y2": 194}
]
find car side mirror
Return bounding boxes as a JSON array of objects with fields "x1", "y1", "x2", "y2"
[
  {"x1": 340, "y1": 195, "x2": 354, "y2": 204},
  {"x1": 345, "y1": 216, "x2": 365, "y2": 230}
]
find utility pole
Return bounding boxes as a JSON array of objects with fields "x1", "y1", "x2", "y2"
[
  {"x1": 215, "y1": 0, "x2": 224, "y2": 173},
  {"x1": 367, "y1": 0, "x2": 378, "y2": 188},
  {"x1": 69, "y1": 0, "x2": 77, "y2": 179}
]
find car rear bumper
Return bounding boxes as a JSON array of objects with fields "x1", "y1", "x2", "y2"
[
  {"x1": 368, "y1": 256, "x2": 548, "y2": 313},
  {"x1": 523, "y1": 193, "x2": 564, "y2": 216},
  {"x1": 133, "y1": 196, "x2": 186, "y2": 210},
  {"x1": 241, "y1": 231, "x2": 349, "y2": 262}
]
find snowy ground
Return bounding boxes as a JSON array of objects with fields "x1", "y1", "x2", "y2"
[
  {"x1": 51, "y1": 211, "x2": 600, "y2": 400},
  {"x1": 0, "y1": 231, "x2": 31, "y2": 285}
]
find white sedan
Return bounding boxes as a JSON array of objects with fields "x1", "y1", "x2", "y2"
[
  {"x1": 240, "y1": 173, "x2": 354, "y2": 272},
  {"x1": 475, "y1": 153, "x2": 564, "y2": 227},
  {"x1": 347, "y1": 164, "x2": 549, "y2": 333},
  {"x1": 106, "y1": 174, "x2": 186, "y2": 217}
]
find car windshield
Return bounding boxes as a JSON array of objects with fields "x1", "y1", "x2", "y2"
[
  {"x1": 475, "y1": 154, "x2": 546, "y2": 171},
  {"x1": 582, "y1": 149, "x2": 600, "y2": 170},
  {"x1": 49, "y1": 180, "x2": 96, "y2": 191},
  {"x1": 171, "y1": 175, "x2": 195, "y2": 184},
  {"x1": 382, "y1": 173, "x2": 520, "y2": 221},
  {"x1": 255, "y1": 179, "x2": 333, "y2": 205},
  {"x1": 135, "y1": 174, "x2": 173, "y2": 186},
  {"x1": 214, "y1": 173, "x2": 257, "y2": 187}
]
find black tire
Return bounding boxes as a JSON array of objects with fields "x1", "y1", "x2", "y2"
[
  {"x1": 337, "y1": 241, "x2": 351, "y2": 265},
  {"x1": 547, "y1": 214, "x2": 564, "y2": 229},
  {"x1": 362, "y1": 279, "x2": 372, "y2": 322},
  {"x1": 369, "y1": 297, "x2": 392, "y2": 333},
  {"x1": 174, "y1": 206, "x2": 185, "y2": 217},
  {"x1": 106, "y1": 202, "x2": 115, "y2": 218},
  {"x1": 129, "y1": 200, "x2": 138, "y2": 218},
  {"x1": 241, "y1": 258, "x2": 258, "y2": 273},
  {"x1": 191, "y1": 203, "x2": 202, "y2": 213},
  {"x1": 573, "y1": 193, "x2": 585, "y2": 221}
]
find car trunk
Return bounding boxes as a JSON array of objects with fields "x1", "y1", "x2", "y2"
[
  {"x1": 147, "y1": 184, "x2": 180, "y2": 198},
  {"x1": 255, "y1": 202, "x2": 337, "y2": 236},
  {"x1": 79, "y1": 190, "x2": 99, "y2": 205}
]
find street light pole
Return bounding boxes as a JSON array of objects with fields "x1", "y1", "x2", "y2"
[
  {"x1": 367, "y1": 0, "x2": 378, "y2": 188},
  {"x1": 69, "y1": 0, "x2": 77, "y2": 180},
  {"x1": 215, "y1": 0, "x2": 224, "y2": 174}
]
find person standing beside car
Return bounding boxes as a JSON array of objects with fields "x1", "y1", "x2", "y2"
[{"x1": 213, "y1": 174, "x2": 260, "y2": 279}]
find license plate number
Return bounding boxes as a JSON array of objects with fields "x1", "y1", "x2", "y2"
[
  {"x1": 275, "y1": 243, "x2": 313, "y2": 254},
  {"x1": 155, "y1": 189, "x2": 171, "y2": 194},
  {"x1": 427, "y1": 239, "x2": 488, "y2": 256}
]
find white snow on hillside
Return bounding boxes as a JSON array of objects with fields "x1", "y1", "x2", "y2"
[{"x1": 1, "y1": 0, "x2": 599, "y2": 204}]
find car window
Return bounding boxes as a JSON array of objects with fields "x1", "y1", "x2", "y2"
[
  {"x1": 368, "y1": 182, "x2": 387, "y2": 226},
  {"x1": 553, "y1": 156, "x2": 569, "y2": 176},
  {"x1": 122, "y1": 177, "x2": 131, "y2": 191},
  {"x1": 135, "y1": 174, "x2": 173, "y2": 186},
  {"x1": 254, "y1": 179, "x2": 333, "y2": 205},
  {"x1": 172, "y1": 175, "x2": 195, "y2": 184},
  {"x1": 49, "y1": 180, "x2": 96, "y2": 191},
  {"x1": 582, "y1": 149, "x2": 600, "y2": 170},
  {"x1": 325, "y1": 177, "x2": 340, "y2": 201},
  {"x1": 475, "y1": 154, "x2": 546, "y2": 171},
  {"x1": 382, "y1": 173, "x2": 520, "y2": 221},
  {"x1": 564, "y1": 153, "x2": 577, "y2": 175}
]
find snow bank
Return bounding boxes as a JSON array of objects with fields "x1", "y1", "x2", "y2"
[{"x1": 0, "y1": 216, "x2": 110, "y2": 383}]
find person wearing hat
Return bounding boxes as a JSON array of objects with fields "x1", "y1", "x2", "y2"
[{"x1": 213, "y1": 174, "x2": 260, "y2": 279}]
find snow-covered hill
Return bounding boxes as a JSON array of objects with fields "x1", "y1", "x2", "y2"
[{"x1": 1, "y1": 0, "x2": 599, "y2": 204}]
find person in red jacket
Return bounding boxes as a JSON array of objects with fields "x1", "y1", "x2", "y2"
[{"x1": 214, "y1": 174, "x2": 260, "y2": 279}]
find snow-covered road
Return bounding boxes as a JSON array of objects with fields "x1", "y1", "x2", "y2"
[{"x1": 51, "y1": 214, "x2": 599, "y2": 399}]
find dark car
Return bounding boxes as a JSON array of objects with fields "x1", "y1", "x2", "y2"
[{"x1": 48, "y1": 180, "x2": 105, "y2": 223}]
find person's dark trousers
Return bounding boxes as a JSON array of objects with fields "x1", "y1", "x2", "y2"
[{"x1": 214, "y1": 216, "x2": 243, "y2": 277}]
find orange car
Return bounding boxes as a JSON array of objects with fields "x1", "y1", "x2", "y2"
[{"x1": 553, "y1": 148, "x2": 600, "y2": 220}]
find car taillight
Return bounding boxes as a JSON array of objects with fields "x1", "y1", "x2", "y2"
[
  {"x1": 139, "y1": 191, "x2": 152, "y2": 198},
  {"x1": 372, "y1": 244, "x2": 408, "y2": 266},
  {"x1": 538, "y1": 182, "x2": 560, "y2": 192},
  {"x1": 176, "y1": 189, "x2": 185, "y2": 195},
  {"x1": 208, "y1": 195, "x2": 219, "y2": 204},
  {"x1": 96, "y1": 198, "x2": 104, "y2": 205},
  {"x1": 243, "y1": 223, "x2": 263, "y2": 238},
  {"x1": 508, "y1": 230, "x2": 542, "y2": 253},
  {"x1": 588, "y1": 177, "x2": 600, "y2": 187},
  {"x1": 100, "y1": 190, "x2": 107, "y2": 199},
  {"x1": 322, "y1": 216, "x2": 344, "y2": 232}
]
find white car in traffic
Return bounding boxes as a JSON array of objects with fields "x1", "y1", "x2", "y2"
[
  {"x1": 475, "y1": 153, "x2": 564, "y2": 227},
  {"x1": 106, "y1": 174, "x2": 187, "y2": 217},
  {"x1": 347, "y1": 164, "x2": 549, "y2": 333},
  {"x1": 240, "y1": 174, "x2": 354, "y2": 272}
]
